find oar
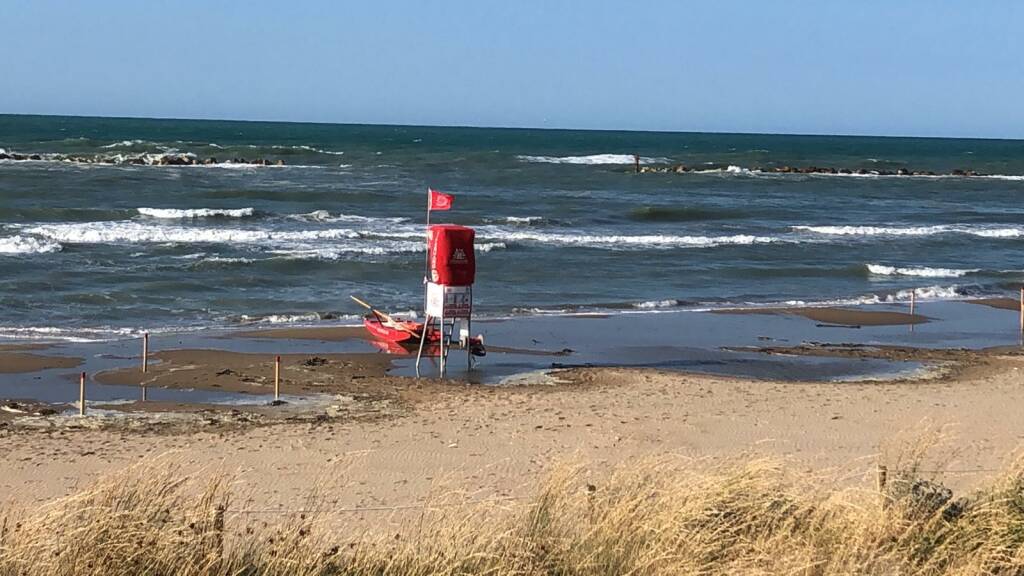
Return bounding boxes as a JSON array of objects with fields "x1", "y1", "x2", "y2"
[{"x1": 350, "y1": 296, "x2": 421, "y2": 337}]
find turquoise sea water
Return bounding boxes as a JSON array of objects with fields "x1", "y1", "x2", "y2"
[{"x1": 2, "y1": 114, "x2": 1024, "y2": 342}]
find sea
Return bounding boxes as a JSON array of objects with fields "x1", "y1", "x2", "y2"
[{"x1": 2, "y1": 114, "x2": 1024, "y2": 343}]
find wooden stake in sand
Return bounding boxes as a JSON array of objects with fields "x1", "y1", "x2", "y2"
[
  {"x1": 1019, "y1": 287, "x2": 1023, "y2": 333},
  {"x1": 876, "y1": 464, "x2": 888, "y2": 493},
  {"x1": 79, "y1": 372, "x2": 86, "y2": 416},
  {"x1": 274, "y1": 355, "x2": 281, "y2": 402},
  {"x1": 142, "y1": 332, "x2": 149, "y2": 373}
]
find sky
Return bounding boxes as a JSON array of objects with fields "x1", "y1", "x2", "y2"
[{"x1": 1, "y1": 1, "x2": 1022, "y2": 139}]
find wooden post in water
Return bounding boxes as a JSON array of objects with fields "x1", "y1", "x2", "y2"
[
  {"x1": 142, "y1": 332, "x2": 149, "y2": 373},
  {"x1": 274, "y1": 355, "x2": 281, "y2": 402},
  {"x1": 1019, "y1": 287, "x2": 1023, "y2": 334},
  {"x1": 909, "y1": 290, "x2": 916, "y2": 333},
  {"x1": 79, "y1": 372, "x2": 86, "y2": 416},
  {"x1": 634, "y1": 154, "x2": 640, "y2": 174},
  {"x1": 141, "y1": 333, "x2": 150, "y2": 401}
]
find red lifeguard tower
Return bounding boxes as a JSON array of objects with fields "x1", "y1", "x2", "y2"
[{"x1": 415, "y1": 224, "x2": 477, "y2": 377}]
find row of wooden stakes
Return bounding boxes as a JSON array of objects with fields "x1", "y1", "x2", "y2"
[{"x1": 76, "y1": 333, "x2": 282, "y2": 416}]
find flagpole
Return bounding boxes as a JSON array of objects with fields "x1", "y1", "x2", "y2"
[
  {"x1": 420, "y1": 188, "x2": 431, "y2": 377},
  {"x1": 425, "y1": 188, "x2": 431, "y2": 284}
]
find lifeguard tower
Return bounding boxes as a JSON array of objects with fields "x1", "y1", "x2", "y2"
[{"x1": 415, "y1": 224, "x2": 477, "y2": 377}]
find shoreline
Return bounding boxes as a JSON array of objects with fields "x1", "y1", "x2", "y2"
[{"x1": 0, "y1": 294, "x2": 1009, "y2": 346}]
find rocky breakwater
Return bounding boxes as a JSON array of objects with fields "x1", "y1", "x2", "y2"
[
  {"x1": 637, "y1": 163, "x2": 989, "y2": 177},
  {"x1": 0, "y1": 151, "x2": 285, "y2": 166}
]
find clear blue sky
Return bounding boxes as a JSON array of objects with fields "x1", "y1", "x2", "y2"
[{"x1": 2, "y1": 1, "x2": 1022, "y2": 138}]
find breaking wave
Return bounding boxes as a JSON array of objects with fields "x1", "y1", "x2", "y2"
[
  {"x1": 781, "y1": 284, "x2": 971, "y2": 307},
  {"x1": 291, "y1": 210, "x2": 407, "y2": 224},
  {"x1": 485, "y1": 231, "x2": 782, "y2": 249},
  {"x1": 21, "y1": 222, "x2": 361, "y2": 245},
  {"x1": 101, "y1": 139, "x2": 159, "y2": 149},
  {"x1": 0, "y1": 235, "x2": 63, "y2": 255},
  {"x1": 866, "y1": 264, "x2": 978, "y2": 278},
  {"x1": 517, "y1": 154, "x2": 670, "y2": 165},
  {"x1": 793, "y1": 225, "x2": 1024, "y2": 238},
  {"x1": 633, "y1": 299, "x2": 685, "y2": 309},
  {"x1": 7, "y1": 220, "x2": 508, "y2": 259},
  {"x1": 0, "y1": 325, "x2": 152, "y2": 343},
  {"x1": 268, "y1": 144, "x2": 345, "y2": 156},
  {"x1": 138, "y1": 207, "x2": 256, "y2": 219},
  {"x1": 504, "y1": 216, "x2": 545, "y2": 225}
]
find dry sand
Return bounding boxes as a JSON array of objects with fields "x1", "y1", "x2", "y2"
[
  {"x1": 4, "y1": 345, "x2": 1024, "y2": 526},
  {"x1": 716, "y1": 306, "x2": 927, "y2": 326}
]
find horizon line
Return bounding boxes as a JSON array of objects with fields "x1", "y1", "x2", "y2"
[{"x1": 2, "y1": 112, "x2": 1022, "y2": 143}]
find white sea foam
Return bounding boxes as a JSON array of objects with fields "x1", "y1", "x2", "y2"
[
  {"x1": 725, "y1": 165, "x2": 754, "y2": 175},
  {"x1": 269, "y1": 241, "x2": 424, "y2": 259},
  {"x1": 866, "y1": 264, "x2": 977, "y2": 278},
  {"x1": 292, "y1": 210, "x2": 407, "y2": 224},
  {"x1": 794, "y1": 224, "x2": 1024, "y2": 238},
  {"x1": 504, "y1": 216, "x2": 545, "y2": 225},
  {"x1": 487, "y1": 231, "x2": 782, "y2": 249},
  {"x1": 634, "y1": 299, "x2": 682, "y2": 309},
  {"x1": 794, "y1": 225, "x2": 948, "y2": 236},
  {"x1": 199, "y1": 256, "x2": 256, "y2": 264},
  {"x1": 784, "y1": 284, "x2": 968, "y2": 307},
  {"x1": 0, "y1": 325, "x2": 144, "y2": 343},
  {"x1": 476, "y1": 242, "x2": 506, "y2": 252},
  {"x1": 268, "y1": 144, "x2": 345, "y2": 155},
  {"x1": 0, "y1": 235, "x2": 63, "y2": 255},
  {"x1": 171, "y1": 252, "x2": 208, "y2": 260},
  {"x1": 22, "y1": 222, "x2": 361, "y2": 245},
  {"x1": 138, "y1": 207, "x2": 256, "y2": 219},
  {"x1": 268, "y1": 241, "x2": 505, "y2": 260},
  {"x1": 373, "y1": 227, "x2": 784, "y2": 249},
  {"x1": 517, "y1": 154, "x2": 670, "y2": 165},
  {"x1": 891, "y1": 285, "x2": 965, "y2": 302},
  {"x1": 238, "y1": 312, "x2": 324, "y2": 324},
  {"x1": 101, "y1": 139, "x2": 150, "y2": 149}
]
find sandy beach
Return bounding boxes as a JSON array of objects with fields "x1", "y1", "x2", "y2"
[{"x1": 3, "y1": 330, "x2": 1024, "y2": 532}]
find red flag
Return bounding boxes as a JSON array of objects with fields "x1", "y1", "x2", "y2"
[{"x1": 428, "y1": 188, "x2": 453, "y2": 211}]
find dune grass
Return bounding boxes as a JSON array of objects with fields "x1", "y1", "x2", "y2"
[{"x1": 3, "y1": 452, "x2": 1024, "y2": 575}]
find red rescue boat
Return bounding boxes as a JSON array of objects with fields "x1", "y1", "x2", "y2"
[
  {"x1": 361, "y1": 314, "x2": 485, "y2": 356},
  {"x1": 361, "y1": 315, "x2": 437, "y2": 343}
]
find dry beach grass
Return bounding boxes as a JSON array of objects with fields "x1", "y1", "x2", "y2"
[{"x1": 4, "y1": 445, "x2": 1024, "y2": 576}]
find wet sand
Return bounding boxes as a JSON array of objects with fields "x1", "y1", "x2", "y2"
[
  {"x1": 234, "y1": 326, "x2": 369, "y2": 342},
  {"x1": 966, "y1": 297, "x2": 1020, "y2": 312},
  {"x1": 715, "y1": 306, "x2": 927, "y2": 326},
  {"x1": 3, "y1": 345, "x2": 1024, "y2": 523},
  {"x1": 235, "y1": 325, "x2": 571, "y2": 357},
  {"x1": 95, "y1": 349, "x2": 396, "y2": 396},
  {"x1": 0, "y1": 350, "x2": 82, "y2": 373}
]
